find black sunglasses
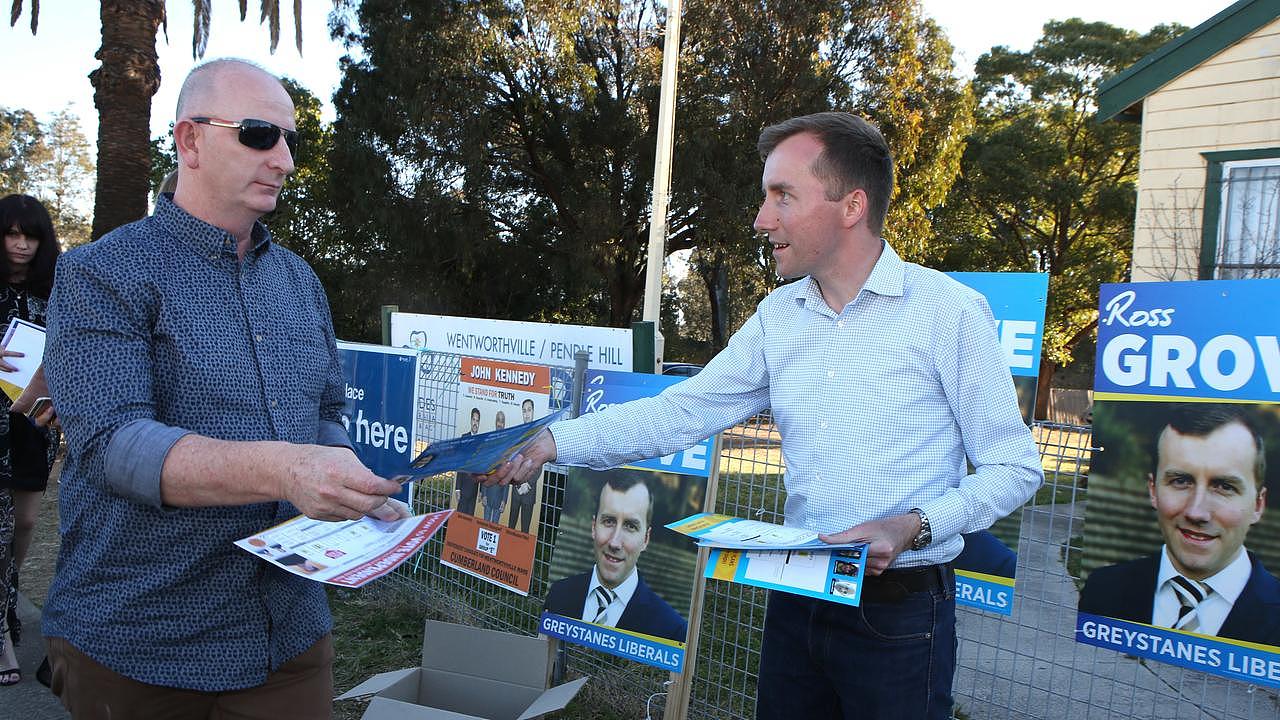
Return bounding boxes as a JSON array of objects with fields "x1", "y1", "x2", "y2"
[{"x1": 190, "y1": 117, "x2": 299, "y2": 156}]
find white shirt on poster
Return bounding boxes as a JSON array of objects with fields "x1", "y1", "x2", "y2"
[
  {"x1": 580, "y1": 566, "x2": 639, "y2": 627},
  {"x1": 1152, "y1": 545, "x2": 1251, "y2": 636}
]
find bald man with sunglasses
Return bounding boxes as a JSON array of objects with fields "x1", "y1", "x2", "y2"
[{"x1": 41, "y1": 59, "x2": 406, "y2": 718}]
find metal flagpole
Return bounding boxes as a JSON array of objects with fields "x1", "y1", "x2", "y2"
[{"x1": 639, "y1": 0, "x2": 683, "y2": 373}]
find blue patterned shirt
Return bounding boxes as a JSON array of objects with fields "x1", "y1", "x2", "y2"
[
  {"x1": 42, "y1": 195, "x2": 350, "y2": 690},
  {"x1": 552, "y1": 243, "x2": 1043, "y2": 568}
]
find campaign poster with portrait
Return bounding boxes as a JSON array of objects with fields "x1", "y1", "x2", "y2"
[
  {"x1": 440, "y1": 356, "x2": 554, "y2": 595},
  {"x1": 540, "y1": 370, "x2": 714, "y2": 672},
  {"x1": 337, "y1": 341, "x2": 425, "y2": 504},
  {"x1": 947, "y1": 272, "x2": 1049, "y2": 614},
  {"x1": 1077, "y1": 279, "x2": 1280, "y2": 689}
]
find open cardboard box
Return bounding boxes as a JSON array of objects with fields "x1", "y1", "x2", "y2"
[{"x1": 335, "y1": 620, "x2": 589, "y2": 719}]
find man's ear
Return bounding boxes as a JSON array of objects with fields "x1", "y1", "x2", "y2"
[
  {"x1": 1147, "y1": 473, "x2": 1159, "y2": 510},
  {"x1": 173, "y1": 120, "x2": 201, "y2": 169},
  {"x1": 842, "y1": 188, "x2": 868, "y2": 229},
  {"x1": 1252, "y1": 485, "x2": 1267, "y2": 525}
]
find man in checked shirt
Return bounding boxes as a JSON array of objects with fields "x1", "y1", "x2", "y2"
[
  {"x1": 41, "y1": 59, "x2": 406, "y2": 718},
  {"x1": 492, "y1": 112, "x2": 1043, "y2": 719}
]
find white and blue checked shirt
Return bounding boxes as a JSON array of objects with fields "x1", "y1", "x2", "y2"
[{"x1": 552, "y1": 243, "x2": 1043, "y2": 568}]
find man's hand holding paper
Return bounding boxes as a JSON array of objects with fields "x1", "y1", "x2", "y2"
[
  {"x1": 487, "y1": 427, "x2": 557, "y2": 487},
  {"x1": 819, "y1": 513, "x2": 920, "y2": 576}
]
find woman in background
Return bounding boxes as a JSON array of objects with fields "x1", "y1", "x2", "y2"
[{"x1": 0, "y1": 194, "x2": 61, "y2": 686}]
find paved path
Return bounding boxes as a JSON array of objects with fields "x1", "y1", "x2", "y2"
[{"x1": 4, "y1": 592, "x2": 68, "y2": 718}]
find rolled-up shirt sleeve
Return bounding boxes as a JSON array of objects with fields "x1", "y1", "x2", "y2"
[
  {"x1": 104, "y1": 420, "x2": 192, "y2": 506},
  {"x1": 46, "y1": 249, "x2": 189, "y2": 508},
  {"x1": 317, "y1": 419, "x2": 352, "y2": 449}
]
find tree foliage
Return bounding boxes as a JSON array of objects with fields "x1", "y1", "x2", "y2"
[
  {"x1": 330, "y1": 0, "x2": 671, "y2": 335},
  {"x1": 7, "y1": 1, "x2": 344, "y2": 241},
  {"x1": 263, "y1": 79, "x2": 349, "y2": 310},
  {"x1": 925, "y1": 18, "x2": 1185, "y2": 413},
  {"x1": 1, "y1": 106, "x2": 95, "y2": 246},
  {"x1": 0, "y1": 107, "x2": 48, "y2": 196},
  {"x1": 149, "y1": 123, "x2": 178, "y2": 197},
  {"x1": 36, "y1": 110, "x2": 96, "y2": 246},
  {"x1": 328, "y1": 0, "x2": 972, "y2": 346},
  {"x1": 669, "y1": 0, "x2": 971, "y2": 350}
]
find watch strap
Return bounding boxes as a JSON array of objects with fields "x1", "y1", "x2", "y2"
[{"x1": 908, "y1": 508, "x2": 932, "y2": 551}]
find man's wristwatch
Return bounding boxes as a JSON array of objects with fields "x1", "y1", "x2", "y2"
[{"x1": 908, "y1": 508, "x2": 932, "y2": 551}]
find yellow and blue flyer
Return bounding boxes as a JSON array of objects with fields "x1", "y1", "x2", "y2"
[
  {"x1": 704, "y1": 545, "x2": 868, "y2": 607},
  {"x1": 667, "y1": 512, "x2": 868, "y2": 606},
  {"x1": 665, "y1": 512, "x2": 864, "y2": 550}
]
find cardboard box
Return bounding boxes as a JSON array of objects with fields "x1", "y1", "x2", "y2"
[{"x1": 335, "y1": 620, "x2": 589, "y2": 719}]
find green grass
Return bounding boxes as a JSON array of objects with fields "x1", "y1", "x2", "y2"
[
  {"x1": 1033, "y1": 477, "x2": 1081, "y2": 507},
  {"x1": 330, "y1": 585, "x2": 440, "y2": 720},
  {"x1": 329, "y1": 584, "x2": 657, "y2": 720}
]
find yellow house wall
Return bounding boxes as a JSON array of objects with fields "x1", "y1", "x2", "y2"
[{"x1": 1130, "y1": 17, "x2": 1280, "y2": 281}]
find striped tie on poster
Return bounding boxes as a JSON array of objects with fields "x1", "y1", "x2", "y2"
[
  {"x1": 1169, "y1": 575, "x2": 1212, "y2": 633},
  {"x1": 591, "y1": 585, "x2": 615, "y2": 623}
]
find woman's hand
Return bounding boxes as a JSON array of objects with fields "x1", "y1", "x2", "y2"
[
  {"x1": 0, "y1": 346, "x2": 24, "y2": 373},
  {"x1": 29, "y1": 400, "x2": 56, "y2": 429},
  {"x1": 10, "y1": 364, "x2": 48, "y2": 413}
]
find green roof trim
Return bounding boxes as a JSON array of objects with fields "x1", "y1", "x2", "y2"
[{"x1": 1097, "y1": 0, "x2": 1280, "y2": 121}]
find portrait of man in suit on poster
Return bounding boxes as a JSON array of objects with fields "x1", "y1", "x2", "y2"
[
  {"x1": 1079, "y1": 404, "x2": 1280, "y2": 646},
  {"x1": 543, "y1": 473, "x2": 688, "y2": 643}
]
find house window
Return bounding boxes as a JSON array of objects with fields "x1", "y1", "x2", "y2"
[{"x1": 1214, "y1": 158, "x2": 1280, "y2": 279}]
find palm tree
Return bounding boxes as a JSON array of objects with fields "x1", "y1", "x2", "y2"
[{"x1": 8, "y1": 1, "x2": 340, "y2": 240}]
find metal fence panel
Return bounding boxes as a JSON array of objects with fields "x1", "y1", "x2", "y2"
[{"x1": 387, "y1": 358, "x2": 1279, "y2": 718}]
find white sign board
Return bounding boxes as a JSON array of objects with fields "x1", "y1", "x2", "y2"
[{"x1": 390, "y1": 312, "x2": 633, "y2": 371}]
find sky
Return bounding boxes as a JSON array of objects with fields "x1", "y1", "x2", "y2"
[{"x1": 2, "y1": 1, "x2": 1223, "y2": 152}]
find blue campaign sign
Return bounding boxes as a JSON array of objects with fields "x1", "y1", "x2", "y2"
[
  {"x1": 955, "y1": 571, "x2": 1015, "y2": 615},
  {"x1": 945, "y1": 272, "x2": 1046, "y2": 614},
  {"x1": 948, "y1": 272, "x2": 1048, "y2": 378},
  {"x1": 1094, "y1": 279, "x2": 1280, "y2": 402},
  {"x1": 337, "y1": 342, "x2": 420, "y2": 501},
  {"x1": 1077, "y1": 613, "x2": 1280, "y2": 690},
  {"x1": 579, "y1": 369, "x2": 715, "y2": 478},
  {"x1": 540, "y1": 612, "x2": 684, "y2": 672}
]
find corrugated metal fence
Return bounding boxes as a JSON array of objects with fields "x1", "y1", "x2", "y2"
[{"x1": 386, "y1": 350, "x2": 1279, "y2": 719}]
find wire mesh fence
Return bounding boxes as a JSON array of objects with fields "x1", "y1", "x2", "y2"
[{"x1": 385, "y1": 354, "x2": 1280, "y2": 719}]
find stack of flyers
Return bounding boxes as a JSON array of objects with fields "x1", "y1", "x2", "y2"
[
  {"x1": 397, "y1": 409, "x2": 566, "y2": 480},
  {"x1": 666, "y1": 513, "x2": 868, "y2": 606},
  {"x1": 665, "y1": 512, "x2": 864, "y2": 550},
  {"x1": 0, "y1": 318, "x2": 44, "y2": 402},
  {"x1": 236, "y1": 509, "x2": 452, "y2": 588}
]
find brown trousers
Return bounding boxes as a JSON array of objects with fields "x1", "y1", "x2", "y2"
[{"x1": 45, "y1": 634, "x2": 334, "y2": 720}]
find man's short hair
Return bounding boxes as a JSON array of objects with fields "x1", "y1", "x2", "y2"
[
  {"x1": 1158, "y1": 404, "x2": 1267, "y2": 492},
  {"x1": 757, "y1": 112, "x2": 894, "y2": 235},
  {"x1": 522, "y1": 398, "x2": 534, "y2": 410},
  {"x1": 597, "y1": 473, "x2": 654, "y2": 527},
  {"x1": 470, "y1": 407, "x2": 481, "y2": 420},
  {"x1": 175, "y1": 57, "x2": 276, "y2": 121}
]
